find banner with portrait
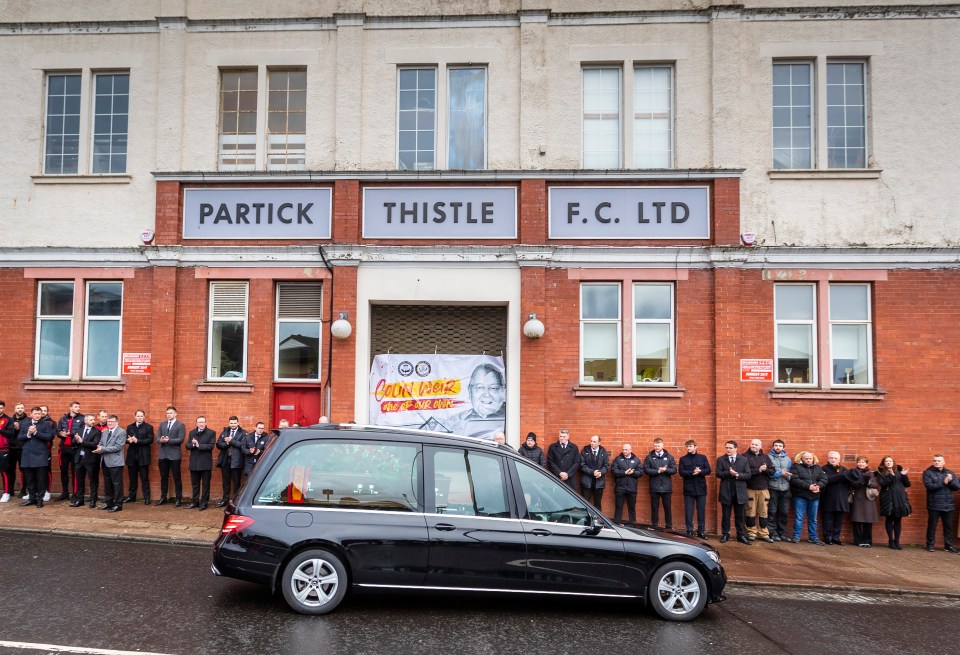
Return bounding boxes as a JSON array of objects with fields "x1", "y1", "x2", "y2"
[{"x1": 369, "y1": 353, "x2": 506, "y2": 440}]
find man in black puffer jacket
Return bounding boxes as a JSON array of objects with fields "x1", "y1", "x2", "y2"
[
  {"x1": 922, "y1": 454, "x2": 960, "y2": 553},
  {"x1": 518, "y1": 432, "x2": 546, "y2": 467}
]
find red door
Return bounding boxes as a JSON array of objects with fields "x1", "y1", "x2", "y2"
[{"x1": 273, "y1": 387, "x2": 323, "y2": 428}]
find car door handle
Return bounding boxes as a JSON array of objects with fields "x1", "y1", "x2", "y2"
[
  {"x1": 530, "y1": 528, "x2": 552, "y2": 537},
  {"x1": 433, "y1": 523, "x2": 456, "y2": 532}
]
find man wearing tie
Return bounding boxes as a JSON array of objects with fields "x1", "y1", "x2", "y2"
[
  {"x1": 18, "y1": 407, "x2": 55, "y2": 507},
  {"x1": 95, "y1": 415, "x2": 126, "y2": 512},
  {"x1": 156, "y1": 406, "x2": 186, "y2": 507},
  {"x1": 579, "y1": 435, "x2": 609, "y2": 510},
  {"x1": 243, "y1": 422, "x2": 271, "y2": 478},
  {"x1": 715, "y1": 440, "x2": 753, "y2": 544},
  {"x1": 71, "y1": 414, "x2": 101, "y2": 508},
  {"x1": 547, "y1": 428, "x2": 580, "y2": 490},
  {"x1": 216, "y1": 416, "x2": 247, "y2": 508},
  {"x1": 123, "y1": 409, "x2": 154, "y2": 505},
  {"x1": 185, "y1": 416, "x2": 216, "y2": 510}
]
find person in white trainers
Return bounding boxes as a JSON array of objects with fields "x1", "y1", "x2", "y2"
[{"x1": 0, "y1": 400, "x2": 12, "y2": 502}]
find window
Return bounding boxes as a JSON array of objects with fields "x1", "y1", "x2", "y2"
[
  {"x1": 208, "y1": 281, "x2": 248, "y2": 380},
  {"x1": 633, "y1": 284, "x2": 674, "y2": 384},
  {"x1": 432, "y1": 449, "x2": 508, "y2": 517},
  {"x1": 772, "y1": 59, "x2": 868, "y2": 169},
  {"x1": 398, "y1": 68, "x2": 436, "y2": 170},
  {"x1": 275, "y1": 282, "x2": 323, "y2": 381},
  {"x1": 35, "y1": 280, "x2": 123, "y2": 379},
  {"x1": 514, "y1": 461, "x2": 589, "y2": 525},
  {"x1": 84, "y1": 282, "x2": 123, "y2": 378},
  {"x1": 580, "y1": 283, "x2": 621, "y2": 384},
  {"x1": 219, "y1": 68, "x2": 306, "y2": 171},
  {"x1": 633, "y1": 66, "x2": 673, "y2": 168},
  {"x1": 43, "y1": 70, "x2": 129, "y2": 175},
  {"x1": 583, "y1": 68, "x2": 621, "y2": 168},
  {"x1": 256, "y1": 440, "x2": 421, "y2": 512},
  {"x1": 397, "y1": 66, "x2": 486, "y2": 170},
  {"x1": 774, "y1": 283, "x2": 874, "y2": 388}
]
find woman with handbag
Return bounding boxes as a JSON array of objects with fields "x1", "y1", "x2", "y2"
[
  {"x1": 849, "y1": 456, "x2": 880, "y2": 547},
  {"x1": 876, "y1": 456, "x2": 911, "y2": 550}
]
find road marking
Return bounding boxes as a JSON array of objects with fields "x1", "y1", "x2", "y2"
[{"x1": 0, "y1": 641, "x2": 174, "y2": 655}]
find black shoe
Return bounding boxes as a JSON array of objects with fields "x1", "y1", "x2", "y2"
[
  {"x1": 143, "y1": 499, "x2": 151, "y2": 505},
  {"x1": 108, "y1": 505, "x2": 122, "y2": 513},
  {"x1": 686, "y1": 530, "x2": 693, "y2": 537},
  {"x1": 70, "y1": 500, "x2": 82, "y2": 507},
  {"x1": 737, "y1": 535, "x2": 752, "y2": 545},
  {"x1": 184, "y1": 503, "x2": 199, "y2": 509},
  {"x1": 199, "y1": 503, "x2": 208, "y2": 511},
  {"x1": 97, "y1": 504, "x2": 111, "y2": 510},
  {"x1": 36, "y1": 499, "x2": 44, "y2": 508},
  {"x1": 20, "y1": 499, "x2": 37, "y2": 507},
  {"x1": 56, "y1": 494, "x2": 70, "y2": 501},
  {"x1": 155, "y1": 498, "x2": 167, "y2": 506},
  {"x1": 771, "y1": 535, "x2": 781, "y2": 542},
  {"x1": 893, "y1": 542, "x2": 903, "y2": 550},
  {"x1": 719, "y1": 534, "x2": 730, "y2": 543},
  {"x1": 927, "y1": 546, "x2": 935, "y2": 552},
  {"x1": 810, "y1": 540, "x2": 828, "y2": 546},
  {"x1": 215, "y1": 499, "x2": 228, "y2": 508},
  {"x1": 174, "y1": 499, "x2": 182, "y2": 508},
  {"x1": 832, "y1": 539, "x2": 844, "y2": 546},
  {"x1": 946, "y1": 546, "x2": 959, "y2": 554},
  {"x1": 697, "y1": 532, "x2": 706, "y2": 539},
  {"x1": 761, "y1": 536, "x2": 775, "y2": 543},
  {"x1": 89, "y1": 501, "x2": 97, "y2": 508},
  {"x1": 121, "y1": 496, "x2": 135, "y2": 504}
]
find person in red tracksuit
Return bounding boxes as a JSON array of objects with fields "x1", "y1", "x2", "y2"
[
  {"x1": 56, "y1": 401, "x2": 84, "y2": 501},
  {"x1": 0, "y1": 401, "x2": 11, "y2": 503}
]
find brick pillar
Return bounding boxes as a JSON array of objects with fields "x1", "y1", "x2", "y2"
[
  {"x1": 712, "y1": 177, "x2": 741, "y2": 246},
  {"x1": 329, "y1": 264, "x2": 358, "y2": 422},
  {"x1": 713, "y1": 267, "x2": 744, "y2": 532},
  {"x1": 155, "y1": 181, "x2": 182, "y2": 245}
]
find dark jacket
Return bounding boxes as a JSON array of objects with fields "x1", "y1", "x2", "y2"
[
  {"x1": 820, "y1": 463, "x2": 858, "y2": 512},
  {"x1": 5, "y1": 412, "x2": 28, "y2": 451},
  {"x1": 125, "y1": 421, "x2": 155, "y2": 467},
  {"x1": 876, "y1": 466, "x2": 911, "y2": 517},
  {"x1": 678, "y1": 452, "x2": 711, "y2": 497},
  {"x1": 715, "y1": 454, "x2": 751, "y2": 505},
  {"x1": 517, "y1": 443, "x2": 546, "y2": 467},
  {"x1": 744, "y1": 449, "x2": 772, "y2": 491},
  {"x1": 580, "y1": 445, "x2": 610, "y2": 490},
  {"x1": 546, "y1": 440, "x2": 579, "y2": 487},
  {"x1": 216, "y1": 427, "x2": 248, "y2": 469},
  {"x1": 849, "y1": 468, "x2": 879, "y2": 524},
  {"x1": 643, "y1": 449, "x2": 677, "y2": 493},
  {"x1": 0, "y1": 413, "x2": 10, "y2": 452},
  {"x1": 612, "y1": 453, "x2": 643, "y2": 493},
  {"x1": 243, "y1": 430, "x2": 273, "y2": 474},
  {"x1": 57, "y1": 413, "x2": 84, "y2": 451},
  {"x1": 73, "y1": 424, "x2": 102, "y2": 467},
  {"x1": 790, "y1": 461, "x2": 828, "y2": 501},
  {"x1": 186, "y1": 427, "x2": 217, "y2": 471},
  {"x1": 157, "y1": 419, "x2": 186, "y2": 461},
  {"x1": 923, "y1": 466, "x2": 960, "y2": 512},
  {"x1": 17, "y1": 418, "x2": 55, "y2": 468}
]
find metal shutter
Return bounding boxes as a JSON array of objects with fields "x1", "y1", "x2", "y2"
[
  {"x1": 277, "y1": 282, "x2": 323, "y2": 319},
  {"x1": 210, "y1": 281, "x2": 248, "y2": 318},
  {"x1": 370, "y1": 305, "x2": 507, "y2": 363}
]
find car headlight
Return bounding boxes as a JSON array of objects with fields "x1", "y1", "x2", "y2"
[{"x1": 706, "y1": 550, "x2": 721, "y2": 565}]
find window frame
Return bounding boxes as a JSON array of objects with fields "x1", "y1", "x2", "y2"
[
  {"x1": 771, "y1": 60, "x2": 814, "y2": 170},
  {"x1": 446, "y1": 65, "x2": 488, "y2": 171},
  {"x1": 397, "y1": 66, "x2": 438, "y2": 171},
  {"x1": 207, "y1": 281, "x2": 249, "y2": 382},
  {"x1": 426, "y1": 446, "x2": 511, "y2": 518},
  {"x1": 827, "y1": 283, "x2": 873, "y2": 388},
  {"x1": 35, "y1": 281, "x2": 75, "y2": 380},
  {"x1": 825, "y1": 59, "x2": 868, "y2": 169},
  {"x1": 632, "y1": 282, "x2": 675, "y2": 386},
  {"x1": 90, "y1": 71, "x2": 130, "y2": 175},
  {"x1": 274, "y1": 282, "x2": 323, "y2": 383},
  {"x1": 582, "y1": 66, "x2": 622, "y2": 169},
  {"x1": 632, "y1": 64, "x2": 675, "y2": 169},
  {"x1": 82, "y1": 280, "x2": 124, "y2": 379},
  {"x1": 774, "y1": 283, "x2": 818, "y2": 387},
  {"x1": 579, "y1": 282, "x2": 623, "y2": 386}
]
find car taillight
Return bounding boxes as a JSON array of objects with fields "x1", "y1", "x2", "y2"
[{"x1": 221, "y1": 514, "x2": 255, "y2": 535}]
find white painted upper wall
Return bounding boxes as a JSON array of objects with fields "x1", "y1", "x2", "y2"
[{"x1": 0, "y1": 2, "x2": 957, "y2": 247}]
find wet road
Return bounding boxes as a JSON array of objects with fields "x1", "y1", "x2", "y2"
[{"x1": 0, "y1": 532, "x2": 954, "y2": 655}]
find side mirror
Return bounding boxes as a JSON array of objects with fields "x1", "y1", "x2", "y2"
[{"x1": 582, "y1": 513, "x2": 603, "y2": 536}]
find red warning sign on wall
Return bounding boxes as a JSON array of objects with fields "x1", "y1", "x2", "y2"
[{"x1": 740, "y1": 358, "x2": 773, "y2": 382}]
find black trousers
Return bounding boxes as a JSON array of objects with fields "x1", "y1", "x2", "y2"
[
  {"x1": 614, "y1": 491, "x2": 636, "y2": 523},
  {"x1": 884, "y1": 515, "x2": 903, "y2": 543},
  {"x1": 684, "y1": 494, "x2": 706, "y2": 532},
  {"x1": 650, "y1": 491, "x2": 673, "y2": 528},
  {"x1": 220, "y1": 466, "x2": 242, "y2": 500},
  {"x1": 821, "y1": 509, "x2": 846, "y2": 542},
  {"x1": 8, "y1": 448, "x2": 23, "y2": 494},
  {"x1": 23, "y1": 467, "x2": 47, "y2": 500},
  {"x1": 583, "y1": 483, "x2": 604, "y2": 509},
  {"x1": 102, "y1": 464, "x2": 124, "y2": 506},
  {"x1": 0, "y1": 452, "x2": 9, "y2": 494},
  {"x1": 852, "y1": 521, "x2": 874, "y2": 545},
  {"x1": 926, "y1": 509, "x2": 955, "y2": 548},
  {"x1": 190, "y1": 470, "x2": 212, "y2": 505},
  {"x1": 720, "y1": 501, "x2": 746, "y2": 537},
  {"x1": 158, "y1": 458, "x2": 182, "y2": 500},
  {"x1": 767, "y1": 488, "x2": 792, "y2": 538},
  {"x1": 58, "y1": 449, "x2": 76, "y2": 497},
  {"x1": 75, "y1": 460, "x2": 100, "y2": 502},
  {"x1": 127, "y1": 462, "x2": 151, "y2": 500}
]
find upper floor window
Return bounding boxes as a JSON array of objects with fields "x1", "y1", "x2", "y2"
[
  {"x1": 633, "y1": 284, "x2": 674, "y2": 384},
  {"x1": 396, "y1": 66, "x2": 486, "y2": 170},
  {"x1": 219, "y1": 67, "x2": 306, "y2": 172},
  {"x1": 583, "y1": 65, "x2": 674, "y2": 169},
  {"x1": 208, "y1": 281, "x2": 248, "y2": 381},
  {"x1": 580, "y1": 283, "x2": 621, "y2": 384},
  {"x1": 275, "y1": 282, "x2": 323, "y2": 381},
  {"x1": 35, "y1": 280, "x2": 123, "y2": 379},
  {"x1": 772, "y1": 59, "x2": 868, "y2": 170},
  {"x1": 44, "y1": 70, "x2": 129, "y2": 175}
]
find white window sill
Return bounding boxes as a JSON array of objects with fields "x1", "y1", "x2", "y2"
[
  {"x1": 24, "y1": 380, "x2": 126, "y2": 391},
  {"x1": 573, "y1": 385, "x2": 685, "y2": 398},
  {"x1": 767, "y1": 169, "x2": 881, "y2": 180},
  {"x1": 768, "y1": 388, "x2": 885, "y2": 400},
  {"x1": 197, "y1": 382, "x2": 254, "y2": 393},
  {"x1": 32, "y1": 174, "x2": 132, "y2": 185}
]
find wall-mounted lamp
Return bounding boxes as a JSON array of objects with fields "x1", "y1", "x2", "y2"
[
  {"x1": 523, "y1": 313, "x2": 545, "y2": 339},
  {"x1": 331, "y1": 312, "x2": 352, "y2": 339}
]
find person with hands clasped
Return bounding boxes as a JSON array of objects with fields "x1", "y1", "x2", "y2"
[
  {"x1": 876, "y1": 456, "x2": 911, "y2": 550},
  {"x1": 156, "y1": 406, "x2": 186, "y2": 507},
  {"x1": 766, "y1": 440, "x2": 793, "y2": 542},
  {"x1": 94, "y1": 414, "x2": 127, "y2": 513},
  {"x1": 216, "y1": 416, "x2": 247, "y2": 508},
  {"x1": 922, "y1": 454, "x2": 960, "y2": 553},
  {"x1": 17, "y1": 406, "x2": 54, "y2": 507},
  {"x1": 679, "y1": 440, "x2": 711, "y2": 538},
  {"x1": 849, "y1": 456, "x2": 880, "y2": 547},
  {"x1": 643, "y1": 437, "x2": 677, "y2": 530},
  {"x1": 790, "y1": 451, "x2": 829, "y2": 545},
  {"x1": 744, "y1": 439, "x2": 774, "y2": 543},
  {"x1": 185, "y1": 416, "x2": 216, "y2": 510},
  {"x1": 612, "y1": 443, "x2": 642, "y2": 526},
  {"x1": 716, "y1": 441, "x2": 752, "y2": 544},
  {"x1": 579, "y1": 435, "x2": 609, "y2": 510}
]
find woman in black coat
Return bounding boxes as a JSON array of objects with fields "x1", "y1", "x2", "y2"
[
  {"x1": 849, "y1": 456, "x2": 879, "y2": 547},
  {"x1": 876, "y1": 455, "x2": 911, "y2": 550}
]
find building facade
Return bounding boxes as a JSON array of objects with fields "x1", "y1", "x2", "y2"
[{"x1": 1, "y1": 0, "x2": 958, "y2": 542}]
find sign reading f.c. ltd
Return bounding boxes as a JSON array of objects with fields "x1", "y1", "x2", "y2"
[{"x1": 182, "y1": 188, "x2": 332, "y2": 239}]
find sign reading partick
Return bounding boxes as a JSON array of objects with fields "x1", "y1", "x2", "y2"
[{"x1": 183, "y1": 188, "x2": 332, "y2": 239}]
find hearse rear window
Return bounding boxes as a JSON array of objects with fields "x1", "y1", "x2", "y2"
[{"x1": 256, "y1": 440, "x2": 421, "y2": 512}]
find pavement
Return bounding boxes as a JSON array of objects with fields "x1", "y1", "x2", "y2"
[{"x1": 2, "y1": 498, "x2": 959, "y2": 597}]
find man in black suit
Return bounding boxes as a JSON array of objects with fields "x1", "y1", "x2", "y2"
[
  {"x1": 185, "y1": 416, "x2": 216, "y2": 510},
  {"x1": 715, "y1": 440, "x2": 753, "y2": 544},
  {"x1": 123, "y1": 409, "x2": 154, "y2": 505},
  {"x1": 547, "y1": 428, "x2": 579, "y2": 489},
  {"x1": 579, "y1": 435, "x2": 609, "y2": 510},
  {"x1": 243, "y1": 422, "x2": 271, "y2": 478},
  {"x1": 18, "y1": 407, "x2": 55, "y2": 507},
  {"x1": 215, "y1": 416, "x2": 247, "y2": 507},
  {"x1": 156, "y1": 406, "x2": 186, "y2": 507},
  {"x1": 72, "y1": 414, "x2": 102, "y2": 508}
]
